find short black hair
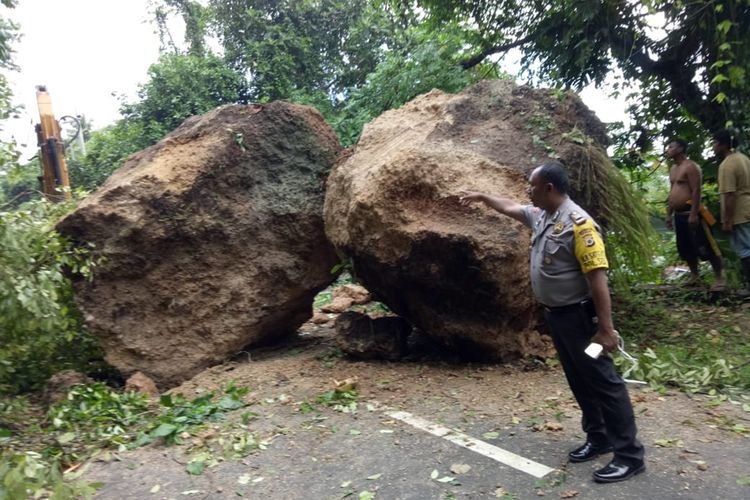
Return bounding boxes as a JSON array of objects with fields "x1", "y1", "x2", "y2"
[
  {"x1": 536, "y1": 162, "x2": 569, "y2": 195},
  {"x1": 670, "y1": 138, "x2": 688, "y2": 152},
  {"x1": 713, "y1": 128, "x2": 738, "y2": 148}
]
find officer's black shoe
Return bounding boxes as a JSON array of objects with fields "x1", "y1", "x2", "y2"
[
  {"x1": 593, "y1": 460, "x2": 646, "y2": 483},
  {"x1": 568, "y1": 442, "x2": 613, "y2": 463}
]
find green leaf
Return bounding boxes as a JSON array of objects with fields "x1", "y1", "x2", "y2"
[
  {"x1": 710, "y1": 74, "x2": 729, "y2": 84},
  {"x1": 716, "y1": 20, "x2": 733, "y2": 35},
  {"x1": 186, "y1": 459, "x2": 205, "y2": 475},
  {"x1": 151, "y1": 423, "x2": 177, "y2": 438},
  {"x1": 217, "y1": 396, "x2": 244, "y2": 410},
  {"x1": 57, "y1": 432, "x2": 76, "y2": 444}
]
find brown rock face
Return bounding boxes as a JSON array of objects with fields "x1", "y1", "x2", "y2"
[
  {"x1": 58, "y1": 102, "x2": 341, "y2": 388},
  {"x1": 325, "y1": 80, "x2": 608, "y2": 360},
  {"x1": 125, "y1": 372, "x2": 160, "y2": 399},
  {"x1": 334, "y1": 311, "x2": 411, "y2": 361}
]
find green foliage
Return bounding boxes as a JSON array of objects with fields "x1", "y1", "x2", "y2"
[
  {"x1": 4, "y1": 382, "x2": 250, "y2": 466},
  {"x1": 121, "y1": 52, "x2": 248, "y2": 136},
  {"x1": 613, "y1": 288, "x2": 750, "y2": 394},
  {"x1": 330, "y1": 23, "x2": 485, "y2": 146},
  {"x1": 619, "y1": 348, "x2": 742, "y2": 394},
  {"x1": 316, "y1": 386, "x2": 359, "y2": 413},
  {"x1": 0, "y1": 1, "x2": 21, "y2": 197},
  {"x1": 0, "y1": 196, "x2": 104, "y2": 394},
  {"x1": 66, "y1": 120, "x2": 147, "y2": 191},
  {"x1": 136, "y1": 383, "x2": 249, "y2": 446},
  {"x1": 47, "y1": 383, "x2": 151, "y2": 455},
  {"x1": 205, "y1": 0, "x2": 412, "y2": 102},
  {"x1": 0, "y1": 160, "x2": 41, "y2": 207},
  {"x1": 0, "y1": 451, "x2": 100, "y2": 500},
  {"x1": 421, "y1": 1, "x2": 750, "y2": 136},
  {"x1": 2, "y1": 382, "x2": 251, "y2": 496}
]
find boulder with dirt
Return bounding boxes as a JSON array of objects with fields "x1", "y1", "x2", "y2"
[
  {"x1": 58, "y1": 102, "x2": 341, "y2": 388},
  {"x1": 325, "y1": 79, "x2": 635, "y2": 360},
  {"x1": 334, "y1": 311, "x2": 411, "y2": 360}
]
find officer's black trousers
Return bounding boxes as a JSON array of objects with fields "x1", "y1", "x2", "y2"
[{"x1": 544, "y1": 304, "x2": 645, "y2": 467}]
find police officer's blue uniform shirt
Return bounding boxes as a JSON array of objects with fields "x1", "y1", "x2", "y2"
[{"x1": 520, "y1": 198, "x2": 609, "y2": 307}]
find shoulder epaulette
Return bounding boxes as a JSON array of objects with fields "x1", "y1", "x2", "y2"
[{"x1": 570, "y1": 211, "x2": 587, "y2": 225}]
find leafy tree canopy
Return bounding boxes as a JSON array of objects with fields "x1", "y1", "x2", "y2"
[
  {"x1": 419, "y1": 0, "x2": 750, "y2": 164},
  {"x1": 189, "y1": 0, "x2": 417, "y2": 102},
  {"x1": 0, "y1": 0, "x2": 20, "y2": 181}
]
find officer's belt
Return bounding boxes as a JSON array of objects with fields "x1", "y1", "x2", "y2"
[{"x1": 542, "y1": 298, "x2": 592, "y2": 314}]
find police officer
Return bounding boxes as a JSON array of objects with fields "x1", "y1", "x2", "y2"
[{"x1": 459, "y1": 162, "x2": 645, "y2": 483}]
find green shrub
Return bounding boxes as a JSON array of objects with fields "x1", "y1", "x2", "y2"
[
  {"x1": 0, "y1": 196, "x2": 103, "y2": 394},
  {"x1": 0, "y1": 451, "x2": 100, "y2": 500}
]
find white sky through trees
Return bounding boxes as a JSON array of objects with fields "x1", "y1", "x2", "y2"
[{"x1": 2, "y1": 0, "x2": 627, "y2": 161}]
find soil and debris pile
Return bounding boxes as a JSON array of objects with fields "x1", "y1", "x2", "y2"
[
  {"x1": 58, "y1": 102, "x2": 341, "y2": 388},
  {"x1": 324, "y1": 79, "x2": 617, "y2": 360}
]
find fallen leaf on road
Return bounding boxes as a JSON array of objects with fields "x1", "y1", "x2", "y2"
[
  {"x1": 450, "y1": 464, "x2": 471, "y2": 475},
  {"x1": 483, "y1": 431, "x2": 500, "y2": 440},
  {"x1": 654, "y1": 438, "x2": 683, "y2": 448},
  {"x1": 366, "y1": 473, "x2": 382, "y2": 480},
  {"x1": 494, "y1": 487, "x2": 508, "y2": 497},
  {"x1": 559, "y1": 490, "x2": 579, "y2": 498}
]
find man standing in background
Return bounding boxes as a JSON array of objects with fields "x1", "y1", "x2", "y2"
[
  {"x1": 714, "y1": 129, "x2": 750, "y2": 294},
  {"x1": 665, "y1": 138, "x2": 724, "y2": 290}
]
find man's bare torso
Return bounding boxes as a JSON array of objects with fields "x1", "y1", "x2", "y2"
[{"x1": 668, "y1": 160, "x2": 701, "y2": 211}]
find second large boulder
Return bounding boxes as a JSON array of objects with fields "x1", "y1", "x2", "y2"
[{"x1": 324, "y1": 80, "x2": 618, "y2": 360}]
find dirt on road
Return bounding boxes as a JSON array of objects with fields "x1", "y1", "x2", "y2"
[{"x1": 84, "y1": 319, "x2": 750, "y2": 499}]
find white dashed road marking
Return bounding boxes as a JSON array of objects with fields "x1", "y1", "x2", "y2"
[{"x1": 385, "y1": 409, "x2": 555, "y2": 479}]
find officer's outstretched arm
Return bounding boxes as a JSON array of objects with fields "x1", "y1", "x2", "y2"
[{"x1": 458, "y1": 191, "x2": 526, "y2": 224}]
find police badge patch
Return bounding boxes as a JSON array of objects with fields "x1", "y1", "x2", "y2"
[{"x1": 553, "y1": 222, "x2": 564, "y2": 234}]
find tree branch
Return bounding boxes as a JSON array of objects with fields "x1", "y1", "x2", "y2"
[{"x1": 460, "y1": 34, "x2": 534, "y2": 69}]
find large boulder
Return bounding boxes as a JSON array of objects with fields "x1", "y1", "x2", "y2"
[
  {"x1": 324, "y1": 80, "x2": 616, "y2": 360},
  {"x1": 58, "y1": 102, "x2": 341, "y2": 388}
]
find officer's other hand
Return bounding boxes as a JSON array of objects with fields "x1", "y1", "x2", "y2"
[
  {"x1": 458, "y1": 191, "x2": 484, "y2": 206},
  {"x1": 688, "y1": 213, "x2": 699, "y2": 226},
  {"x1": 591, "y1": 328, "x2": 619, "y2": 353},
  {"x1": 665, "y1": 216, "x2": 673, "y2": 230}
]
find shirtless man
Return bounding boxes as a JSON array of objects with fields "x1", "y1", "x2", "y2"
[{"x1": 665, "y1": 139, "x2": 724, "y2": 288}]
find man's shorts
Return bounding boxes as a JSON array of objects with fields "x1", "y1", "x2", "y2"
[
  {"x1": 674, "y1": 212, "x2": 721, "y2": 261},
  {"x1": 730, "y1": 221, "x2": 750, "y2": 259}
]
